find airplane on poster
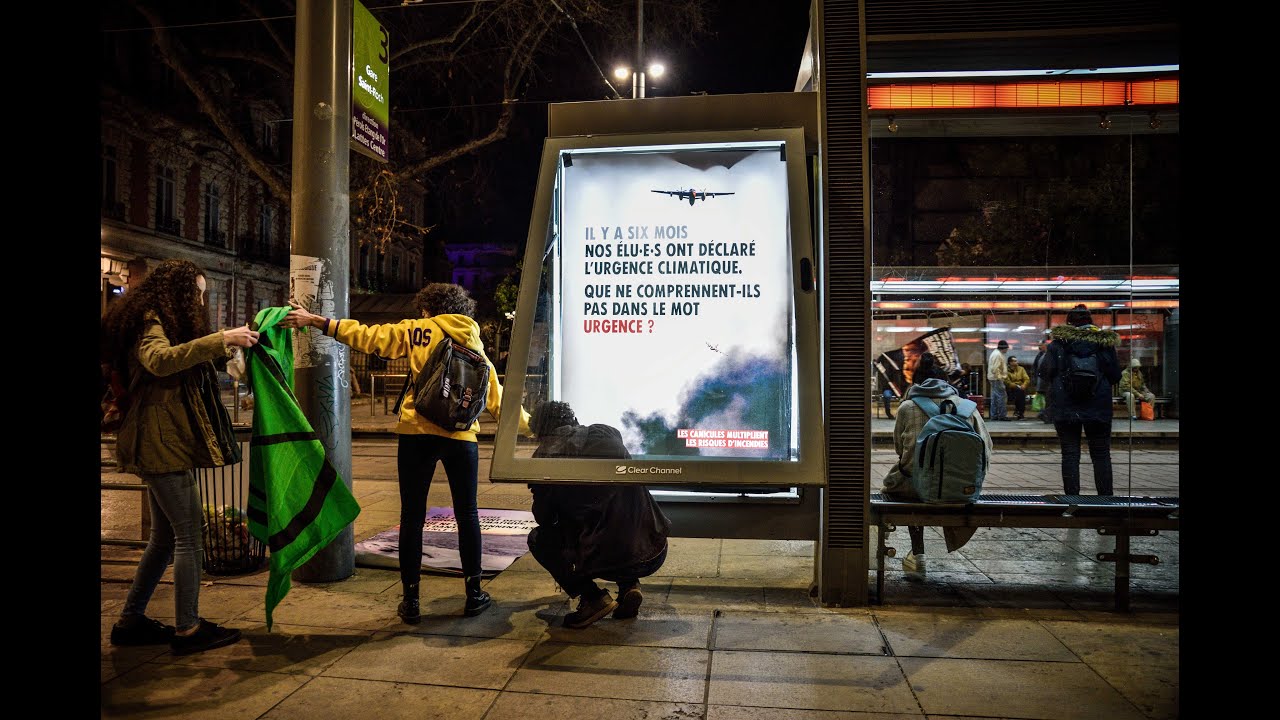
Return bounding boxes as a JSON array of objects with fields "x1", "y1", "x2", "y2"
[{"x1": 651, "y1": 188, "x2": 735, "y2": 206}]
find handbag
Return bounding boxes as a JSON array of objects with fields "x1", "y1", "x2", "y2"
[
  {"x1": 1138, "y1": 400, "x2": 1155, "y2": 421},
  {"x1": 1030, "y1": 393, "x2": 1046, "y2": 412}
]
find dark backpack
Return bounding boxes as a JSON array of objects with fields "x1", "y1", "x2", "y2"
[
  {"x1": 412, "y1": 334, "x2": 490, "y2": 430},
  {"x1": 1062, "y1": 349, "x2": 1102, "y2": 403},
  {"x1": 910, "y1": 397, "x2": 986, "y2": 504}
]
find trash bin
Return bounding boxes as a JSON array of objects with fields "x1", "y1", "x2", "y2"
[{"x1": 195, "y1": 433, "x2": 265, "y2": 575}]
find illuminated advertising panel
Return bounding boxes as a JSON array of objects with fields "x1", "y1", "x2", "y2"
[
  {"x1": 561, "y1": 143, "x2": 794, "y2": 460},
  {"x1": 491, "y1": 129, "x2": 825, "y2": 486}
]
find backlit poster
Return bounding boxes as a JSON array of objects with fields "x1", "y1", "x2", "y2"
[{"x1": 555, "y1": 143, "x2": 795, "y2": 460}]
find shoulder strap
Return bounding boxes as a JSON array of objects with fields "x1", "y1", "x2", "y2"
[
  {"x1": 940, "y1": 396, "x2": 976, "y2": 418},
  {"x1": 912, "y1": 397, "x2": 939, "y2": 417},
  {"x1": 391, "y1": 369, "x2": 412, "y2": 414}
]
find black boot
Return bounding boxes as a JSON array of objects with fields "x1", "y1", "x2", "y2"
[
  {"x1": 398, "y1": 582, "x2": 421, "y2": 624},
  {"x1": 464, "y1": 574, "x2": 492, "y2": 617}
]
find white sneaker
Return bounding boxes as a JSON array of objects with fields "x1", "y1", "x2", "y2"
[{"x1": 902, "y1": 553, "x2": 926, "y2": 582}]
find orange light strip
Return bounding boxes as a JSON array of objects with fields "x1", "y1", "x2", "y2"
[
  {"x1": 868, "y1": 78, "x2": 1179, "y2": 110},
  {"x1": 878, "y1": 300, "x2": 1179, "y2": 310}
]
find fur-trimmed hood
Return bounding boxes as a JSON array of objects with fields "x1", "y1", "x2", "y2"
[{"x1": 1049, "y1": 323, "x2": 1119, "y2": 347}]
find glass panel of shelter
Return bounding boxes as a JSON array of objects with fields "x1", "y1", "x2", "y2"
[{"x1": 867, "y1": 112, "x2": 1180, "y2": 506}]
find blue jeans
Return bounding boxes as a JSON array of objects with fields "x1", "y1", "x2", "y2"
[
  {"x1": 989, "y1": 381, "x2": 1007, "y2": 420},
  {"x1": 1054, "y1": 420, "x2": 1114, "y2": 496},
  {"x1": 396, "y1": 434, "x2": 481, "y2": 586},
  {"x1": 123, "y1": 470, "x2": 204, "y2": 632}
]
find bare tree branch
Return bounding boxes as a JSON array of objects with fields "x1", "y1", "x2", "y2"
[
  {"x1": 239, "y1": 0, "x2": 293, "y2": 66},
  {"x1": 135, "y1": 2, "x2": 290, "y2": 203},
  {"x1": 202, "y1": 48, "x2": 291, "y2": 79},
  {"x1": 392, "y1": 6, "x2": 553, "y2": 181},
  {"x1": 390, "y1": 0, "x2": 483, "y2": 63}
]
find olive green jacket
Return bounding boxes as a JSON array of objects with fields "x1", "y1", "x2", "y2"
[{"x1": 114, "y1": 314, "x2": 241, "y2": 475}]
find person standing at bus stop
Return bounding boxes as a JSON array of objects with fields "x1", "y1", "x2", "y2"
[
  {"x1": 987, "y1": 340, "x2": 1009, "y2": 421},
  {"x1": 280, "y1": 283, "x2": 530, "y2": 624},
  {"x1": 1038, "y1": 304, "x2": 1122, "y2": 496},
  {"x1": 103, "y1": 258, "x2": 258, "y2": 655}
]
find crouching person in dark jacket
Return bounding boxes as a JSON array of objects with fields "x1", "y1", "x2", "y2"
[{"x1": 527, "y1": 401, "x2": 672, "y2": 629}]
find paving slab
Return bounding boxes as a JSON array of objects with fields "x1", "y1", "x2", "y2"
[
  {"x1": 101, "y1": 664, "x2": 311, "y2": 719},
  {"x1": 713, "y1": 610, "x2": 885, "y2": 655},
  {"x1": 506, "y1": 642, "x2": 709, "y2": 703},
  {"x1": 321, "y1": 632, "x2": 535, "y2": 689},
  {"x1": 258, "y1": 676, "x2": 498, "y2": 720},
  {"x1": 898, "y1": 657, "x2": 1147, "y2": 719},
  {"x1": 708, "y1": 650, "x2": 918, "y2": 713}
]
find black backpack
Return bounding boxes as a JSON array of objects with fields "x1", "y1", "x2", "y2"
[
  {"x1": 1062, "y1": 349, "x2": 1102, "y2": 402},
  {"x1": 410, "y1": 334, "x2": 491, "y2": 430}
]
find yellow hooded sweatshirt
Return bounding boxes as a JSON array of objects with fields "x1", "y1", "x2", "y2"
[{"x1": 324, "y1": 313, "x2": 530, "y2": 441}]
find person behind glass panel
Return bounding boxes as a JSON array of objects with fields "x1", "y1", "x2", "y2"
[
  {"x1": 986, "y1": 339, "x2": 1010, "y2": 421},
  {"x1": 880, "y1": 353, "x2": 993, "y2": 581},
  {"x1": 1005, "y1": 355, "x2": 1031, "y2": 420},
  {"x1": 1039, "y1": 304, "x2": 1122, "y2": 496},
  {"x1": 1119, "y1": 357, "x2": 1156, "y2": 420}
]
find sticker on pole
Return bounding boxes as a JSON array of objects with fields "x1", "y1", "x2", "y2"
[{"x1": 290, "y1": 254, "x2": 340, "y2": 369}]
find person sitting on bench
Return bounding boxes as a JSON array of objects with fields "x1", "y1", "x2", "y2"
[
  {"x1": 880, "y1": 353, "x2": 994, "y2": 581},
  {"x1": 1119, "y1": 358, "x2": 1156, "y2": 420}
]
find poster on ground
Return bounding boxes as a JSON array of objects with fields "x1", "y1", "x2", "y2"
[{"x1": 354, "y1": 507, "x2": 536, "y2": 575}]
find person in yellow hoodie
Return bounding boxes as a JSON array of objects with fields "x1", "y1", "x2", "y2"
[{"x1": 281, "y1": 283, "x2": 529, "y2": 623}]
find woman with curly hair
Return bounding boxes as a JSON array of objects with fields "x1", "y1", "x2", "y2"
[
  {"x1": 280, "y1": 282, "x2": 529, "y2": 623},
  {"x1": 102, "y1": 258, "x2": 260, "y2": 655}
]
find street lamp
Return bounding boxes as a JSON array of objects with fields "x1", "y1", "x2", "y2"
[{"x1": 612, "y1": 0, "x2": 665, "y2": 98}]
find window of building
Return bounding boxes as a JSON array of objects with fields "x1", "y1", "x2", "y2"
[
  {"x1": 375, "y1": 250, "x2": 385, "y2": 287},
  {"x1": 390, "y1": 254, "x2": 400, "y2": 283},
  {"x1": 408, "y1": 260, "x2": 417, "y2": 287},
  {"x1": 260, "y1": 120, "x2": 275, "y2": 153},
  {"x1": 155, "y1": 164, "x2": 177, "y2": 233},
  {"x1": 102, "y1": 145, "x2": 118, "y2": 210},
  {"x1": 258, "y1": 202, "x2": 274, "y2": 253},
  {"x1": 359, "y1": 246, "x2": 370, "y2": 288},
  {"x1": 204, "y1": 183, "x2": 222, "y2": 246}
]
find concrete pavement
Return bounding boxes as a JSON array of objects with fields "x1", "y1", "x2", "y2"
[{"x1": 101, "y1": 397, "x2": 1181, "y2": 718}]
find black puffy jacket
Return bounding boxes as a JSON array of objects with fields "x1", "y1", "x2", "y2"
[
  {"x1": 529, "y1": 424, "x2": 671, "y2": 577},
  {"x1": 1038, "y1": 324, "x2": 1121, "y2": 423}
]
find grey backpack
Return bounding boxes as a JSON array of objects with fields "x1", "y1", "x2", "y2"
[{"x1": 910, "y1": 397, "x2": 986, "y2": 504}]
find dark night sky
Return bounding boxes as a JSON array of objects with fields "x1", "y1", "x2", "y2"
[{"x1": 427, "y1": 0, "x2": 813, "y2": 250}]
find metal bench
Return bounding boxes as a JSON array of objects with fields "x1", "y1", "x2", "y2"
[
  {"x1": 869, "y1": 492, "x2": 1179, "y2": 611},
  {"x1": 1113, "y1": 395, "x2": 1172, "y2": 418}
]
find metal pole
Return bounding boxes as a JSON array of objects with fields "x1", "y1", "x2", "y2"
[
  {"x1": 635, "y1": 0, "x2": 644, "y2": 98},
  {"x1": 290, "y1": 0, "x2": 355, "y2": 583}
]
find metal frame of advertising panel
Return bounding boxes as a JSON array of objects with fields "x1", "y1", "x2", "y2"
[{"x1": 491, "y1": 127, "x2": 825, "y2": 491}]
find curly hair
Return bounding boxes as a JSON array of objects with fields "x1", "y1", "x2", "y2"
[
  {"x1": 414, "y1": 282, "x2": 476, "y2": 317},
  {"x1": 101, "y1": 259, "x2": 211, "y2": 369},
  {"x1": 530, "y1": 401, "x2": 578, "y2": 438}
]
